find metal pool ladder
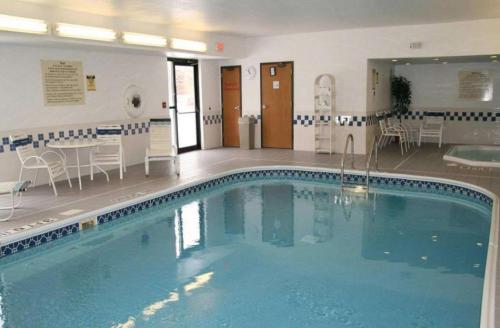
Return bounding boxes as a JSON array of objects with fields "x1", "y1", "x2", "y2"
[
  {"x1": 340, "y1": 134, "x2": 355, "y2": 189},
  {"x1": 340, "y1": 134, "x2": 379, "y2": 190}
]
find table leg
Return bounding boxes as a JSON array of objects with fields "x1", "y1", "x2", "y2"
[{"x1": 75, "y1": 148, "x2": 82, "y2": 190}]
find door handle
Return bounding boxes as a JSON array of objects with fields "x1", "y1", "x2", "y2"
[
  {"x1": 262, "y1": 104, "x2": 267, "y2": 110},
  {"x1": 234, "y1": 106, "x2": 240, "y2": 111}
]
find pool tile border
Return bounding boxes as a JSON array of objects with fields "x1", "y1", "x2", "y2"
[{"x1": 0, "y1": 168, "x2": 494, "y2": 259}]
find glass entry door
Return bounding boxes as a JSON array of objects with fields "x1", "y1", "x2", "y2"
[{"x1": 168, "y1": 58, "x2": 201, "y2": 153}]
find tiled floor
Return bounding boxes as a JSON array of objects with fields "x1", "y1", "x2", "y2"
[{"x1": 1, "y1": 143, "x2": 499, "y2": 322}]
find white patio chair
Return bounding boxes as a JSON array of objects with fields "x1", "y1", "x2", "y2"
[
  {"x1": 10, "y1": 135, "x2": 72, "y2": 196},
  {"x1": 388, "y1": 117, "x2": 418, "y2": 145},
  {"x1": 0, "y1": 180, "x2": 31, "y2": 221},
  {"x1": 145, "y1": 118, "x2": 179, "y2": 176},
  {"x1": 377, "y1": 117, "x2": 407, "y2": 155},
  {"x1": 418, "y1": 113, "x2": 445, "y2": 148},
  {"x1": 90, "y1": 125, "x2": 125, "y2": 181}
]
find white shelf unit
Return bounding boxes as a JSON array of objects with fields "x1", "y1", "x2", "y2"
[{"x1": 314, "y1": 74, "x2": 336, "y2": 154}]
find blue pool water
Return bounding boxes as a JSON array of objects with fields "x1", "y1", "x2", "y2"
[{"x1": 0, "y1": 180, "x2": 491, "y2": 328}]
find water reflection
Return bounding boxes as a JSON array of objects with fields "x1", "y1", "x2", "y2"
[
  {"x1": 0, "y1": 181, "x2": 491, "y2": 328},
  {"x1": 261, "y1": 184, "x2": 294, "y2": 247},
  {"x1": 174, "y1": 201, "x2": 205, "y2": 259}
]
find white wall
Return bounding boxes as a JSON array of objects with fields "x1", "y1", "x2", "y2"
[
  {"x1": 395, "y1": 62, "x2": 500, "y2": 109},
  {"x1": 394, "y1": 61, "x2": 500, "y2": 145},
  {"x1": 221, "y1": 18, "x2": 500, "y2": 153},
  {"x1": 366, "y1": 60, "x2": 393, "y2": 149},
  {"x1": 199, "y1": 60, "x2": 222, "y2": 149},
  {"x1": 0, "y1": 43, "x2": 170, "y2": 184},
  {"x1": 0, "y1": 44, "x2": 169, "y2": 131}
]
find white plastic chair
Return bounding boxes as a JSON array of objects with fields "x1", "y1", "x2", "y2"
[
  {"x1": 145, "y1": 118, "x2": 179, "y2": 176},
  {"x1": 377, "y1": 116, "x2": 407, "y2": 155},
  {"x1": 90, "y1": 125, "x2": 126, "y2": 181},
  {"x1": 388, "y1": 117, "x2": 417, "y2": 145},
  {"x1": 0, "y1": 180, "x2": 30, "y2": 221},
  {"x1": 10, "y1": 135, "x2": 72, "y2": 196},
  {"x1": 419, "y1": 113, "x2": 445, "y2": 148}
]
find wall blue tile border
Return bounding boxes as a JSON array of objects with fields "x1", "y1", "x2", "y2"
[
  {"x1": 0, "y1": 168, "x2": 494, "y2": 259},
  {"x1": 0, "y1": 121, "x2": 150, "y2": 154}
]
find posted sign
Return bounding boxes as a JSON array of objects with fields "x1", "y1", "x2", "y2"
[{"x1": 41, "y1": 60, "x2": 85, "y2": 106}]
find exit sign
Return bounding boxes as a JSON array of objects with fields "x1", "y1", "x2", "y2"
[{"x1": 216, "y1": 41, "x2": 224, "y2": 52}]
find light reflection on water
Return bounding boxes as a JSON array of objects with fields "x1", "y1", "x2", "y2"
[{"x1": 0, "y1": 180, "x2": 491, "y2": 328}]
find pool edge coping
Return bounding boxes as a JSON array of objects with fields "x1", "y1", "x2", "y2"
[{"x1": 0, "y1": 165, "x2": 498, "y2": 328}]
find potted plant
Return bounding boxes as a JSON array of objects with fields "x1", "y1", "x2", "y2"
[{"x1": 391, "y1": 76, "x2": 412, "y2": 119}]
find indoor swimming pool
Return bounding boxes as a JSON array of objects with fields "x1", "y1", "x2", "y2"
[{"x1": 0, "y1": 169, "x2": 496, "y2": 327}]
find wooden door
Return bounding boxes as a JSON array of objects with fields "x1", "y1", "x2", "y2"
[
  {"x1": 261, "y1": 62, "x2": 293, "y2": 149},
  {"x1": 221, "y1": 66, "x2": 241, "y2": 147}
]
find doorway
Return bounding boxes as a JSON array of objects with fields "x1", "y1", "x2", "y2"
[
  {"x1": 260, "y1": 62, "x2": 293, "y2": 149},
  {"x1": 168, "y1": 58, "x2": 201, "y2": 153},
  {"x1": 221, "y1": 66, "x2": 242, "y2": 147}
]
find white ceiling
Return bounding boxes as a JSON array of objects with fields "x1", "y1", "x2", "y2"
[{"x1": 12, "y1": 0, "x2": 500, "y2": 36}]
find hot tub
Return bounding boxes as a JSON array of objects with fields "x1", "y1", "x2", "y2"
[{"x1": 444, "y1": 145, "x2": 500, "y2": 168}]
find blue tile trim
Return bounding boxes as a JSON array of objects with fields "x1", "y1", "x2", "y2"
[
  {"x1": 0, "y1": 168, "x2": 493, "y2": 259},
  {"x1": 0, "y1": 223, "x2": 79, "y2": 258},
  {"x1": 401, "y1": 110, "x2": 498, "y2": 122},
  {"x1": 293, "y1": 114, "x2": 374, "y2": 127},
  {"x1": 1, "y1": 121, "x2": 150, "y2": 153},
  {"x1": 203, "y1": 114, "x2": 222, "y2": 125}
]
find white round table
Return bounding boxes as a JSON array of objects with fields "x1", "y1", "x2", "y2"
[{"x1": 47, "y1": 139, "x2": 106, "y2": 190}]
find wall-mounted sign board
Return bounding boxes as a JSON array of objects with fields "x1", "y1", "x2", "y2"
[
  {"x1": 86, "y1": 75, "x2": 96, "y2": 91},
  {"x1": 41, "y1": 60, "x2": 85, "y2": 106},
  {"x1": 458, "y1": 70, "x2": 493, "y2": 101}
]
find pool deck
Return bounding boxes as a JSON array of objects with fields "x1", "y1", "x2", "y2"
[{"x1": 1, "y1": 143, "x2": 500, "y2": 320}]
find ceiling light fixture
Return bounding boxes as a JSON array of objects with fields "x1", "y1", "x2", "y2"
[
  {"x1": 122, "y1": 32, "x2": 167, "y2": 47},
  {"x1": 490, "y1": 55, "x2": 497, "y2": 59},
  {"x1": 433, "y1": 58, "x2": 440, "y2": 61},
  {"x1": 0, "y1": 14, "x2": 48, "y2": 34},
  {"x1": 391, "y1": 59, "x2": 398, "y2": 62},
  {"x1": 170, "y1": 38, "x2": 207, "y2": 52},
  {"x1": 56, "y1": 23, "x2": 116, "y2": 42}
]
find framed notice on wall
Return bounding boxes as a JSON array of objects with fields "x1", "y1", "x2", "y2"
[
  {"x1": 458, "y1": 70, "x2": 493, "y2": 101},
  {"x1": 41, "y1": 60, "x2": 85, "y2": 106}
]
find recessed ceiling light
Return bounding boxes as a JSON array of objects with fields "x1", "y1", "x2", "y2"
[
  {"x1": 56, "y1": 23, "x2": 116, "y2": 42},
  {"x1": 490, "y1": 55, "x2": 497, "y2": 59},
  {"x1": 122, "y1": 32, "x2": 167, "y2": 47},
  {"x1": 391, "y1": 59, "x2": 398, "y2": 62},
  {"x1": 433, "y1": 58, "x2": 440, "y2": 61},
  {"x1": 0, "y1": 14, "x2": 48, "y2": 34}
]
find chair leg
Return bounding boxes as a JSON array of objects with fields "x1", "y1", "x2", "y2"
[
  {"x1": 175, "y1": 157, "x2": 180, "y2": 176},
  {"x1": 122, "y1": 151, "x2": 127, "y2": 173},
  {"x1": 32, "y1": 168, "x2": 39, "y2": 187},
  {"x1": 48, "y1": 173, "x2": 58, "y2": 197},
  {"x1": 90, "y1": 152, "x2": 94, "y2": 181},
  {"x1": 65, "y1": 169, "x2": 73, "y2": 188},
  {"x1": 18, "y1": 166, "x2": 24, "y2": 183}
]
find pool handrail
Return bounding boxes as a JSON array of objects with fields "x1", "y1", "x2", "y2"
[
  {"x1": 366, "y1": 135, "x2": 379, "y2": 190},
  {"x1": 340, "y1": 133, "x2": 355, "y2": 188}
]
